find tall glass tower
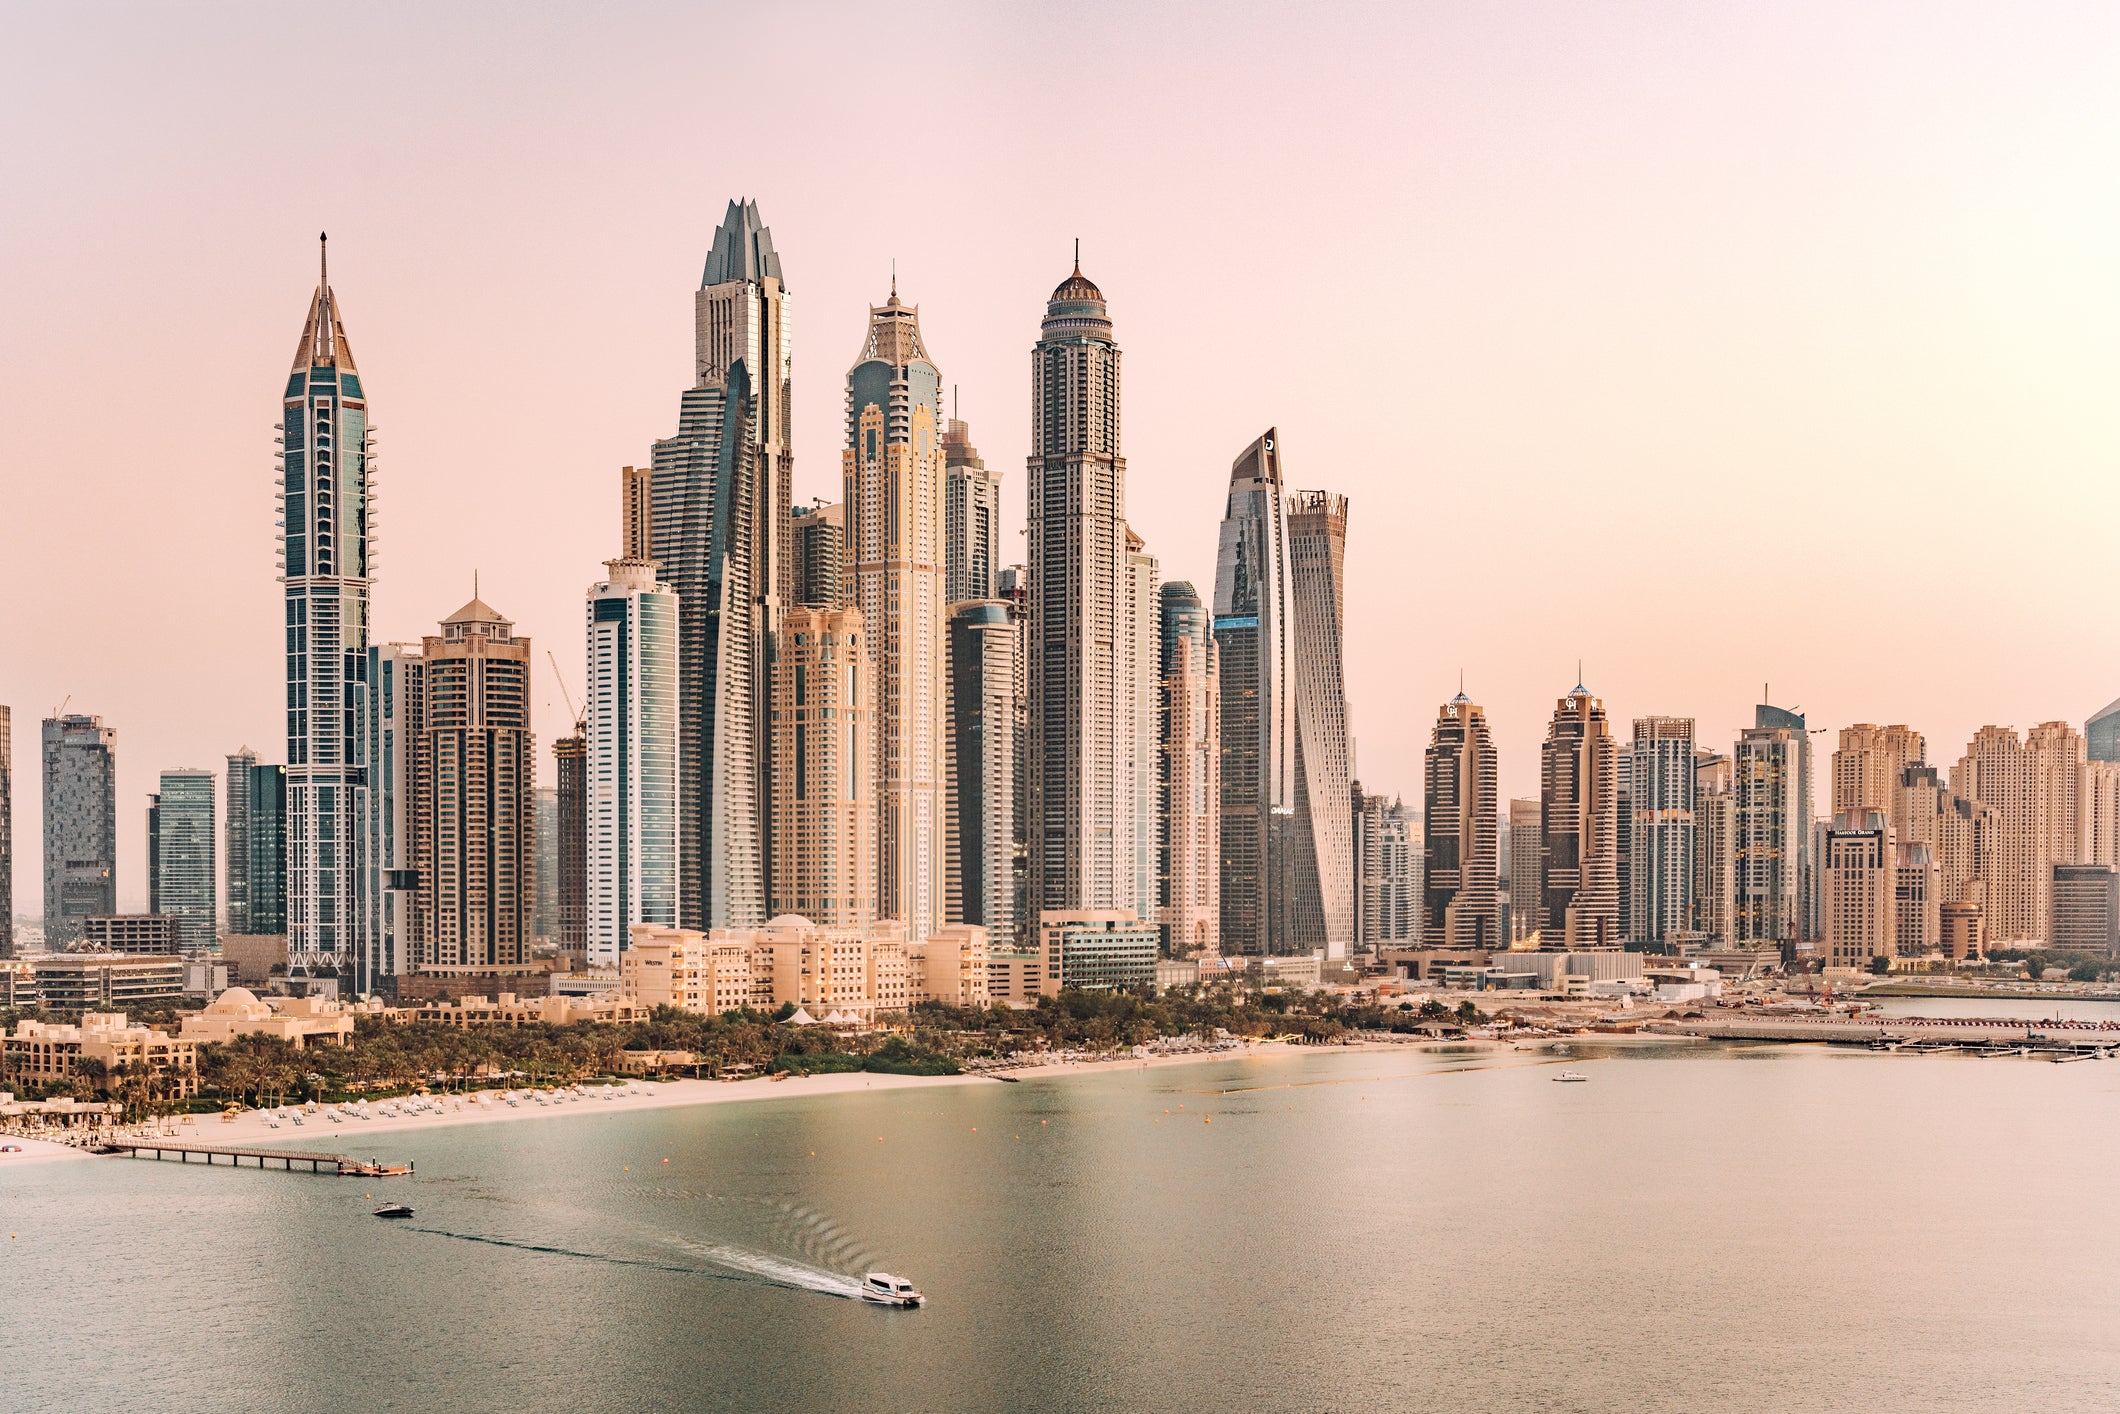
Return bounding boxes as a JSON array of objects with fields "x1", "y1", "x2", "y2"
[
  {"x1": 279, "y1": 236, "x2": 373, "y2": 978},
  {"x1": 650, "y1": 199, "x2": 787, "y2": 930},
  {"x1": 153, "y1": 769, "x2": 217, "y2": 952}
]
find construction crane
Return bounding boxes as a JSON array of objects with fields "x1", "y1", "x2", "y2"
[
  {"x1": 51, "y1": 693, "x2": 71, "y2": 718},
  {"x1": 546, "y1": 651, "x2": 584, "y2": 731}
]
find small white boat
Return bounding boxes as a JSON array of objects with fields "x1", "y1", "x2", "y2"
[
  {"x1": 860, "y1": 1272, "x2": 924, "y2": 1308},
  {"x1": 1552, "y1": 1070, "x2": 1590, "y2": 1083}
]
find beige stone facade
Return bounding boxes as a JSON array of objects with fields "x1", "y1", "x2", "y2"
[
  {"x1": 1832, "y1": 724, "x2": 1924, "y2": 829},
  {"x1": 1953, "y1": 722, "x2": 2085, "y2": 941},
  {"x1": 179, "y1": 987, "x2": 360, "y2": 1049},
  {"x1": 772, "y1": 606, "x2": 877, "y2": 925},
  {"x1": 1823, "y1": 810, "x2": 1895, "y2": 967},
  {"x1": 622, "y1": 916, "x2": 988, "y2": 1025},
  {"x1": 3, "y1": 1013, "x2": 198, "y2": 1099}
]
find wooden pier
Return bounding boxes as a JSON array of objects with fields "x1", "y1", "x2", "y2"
[{"x1": 98, "y1": 1141, "x2": 412, "y2": 1177}]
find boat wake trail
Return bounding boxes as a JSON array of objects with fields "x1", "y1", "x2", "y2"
[
  {"x1": 670, "y1": 1237, "x2": 868, "y2": 1299},
  {"x1": 409, "y1": 1228, "x2": 731, "y2": 1280}
]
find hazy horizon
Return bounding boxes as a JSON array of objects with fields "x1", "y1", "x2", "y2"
[{"x1": 5, "y1": 1, "x2": 2118, "y2": 914}]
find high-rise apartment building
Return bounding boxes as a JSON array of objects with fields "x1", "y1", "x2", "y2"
[
  {"x1": 1954, "y1": 722, "x2": 2085, "y2": 941},
  {"x1": 151, "y1": 769, "x2": 216, "y2": 952},
  {"x1": 1895, "y1": 842, "x2": 1940, "y2": 957},
  {"x1": 947, "y1": 602, "x2": 1018, "y2": 942},
  {"x1": 1540, "y1": 686, "x2": 1620, "y2": 948},
  {"x1": 534, "y1": 787, "x2": 558, "y2": 944},
  {"x1": 0, "y1": 706, "x2": 11, "y2": 956},
  {"x1": 1213, "y1": 432, "x2": 1293, "y2": 957},
  {"x1": 1285, "y1": 490, "x2": 1356, "y2": 959},
  {"x1": 774, "y1": 605, "x2": 877, "y2": 925},
  {"x1": 356, "y1": 642, "x2": 421, "y2": 992},
  {"x1": 1028, "y1": 255, "x2": 1140, "y2": 924},
  {"x1": 42, "y1": 713, "x2": 117, "y2": 948},
  {"x1": 790, "y1": 501, "x2": 845, "y2": 609},
  {"x1": 280, "y1": 239, "x2": 374, "y2": 977},
  {"x1": 1833, "y1": 724, "x2": 1924, "y2": 831},
  {"x1": 1508, "y1": 797, "x2": 1542, "y2": 943},
  {"x1": 145, "y1": 791, "x2": 160, "y2": 916},
  {"x1": 1157, "y1": 582, "x2": 1219, "y2": 957},
  {"x1": 1754, "y1": 701, "x2": 1815, "y2": 937},
  {"x1": 1735, "y1": 716, "x2": 1805, "y2": 946},
  {"x1": 225, "y1": 748, "x2": 256, "y2": 935},
  {"x1": 1630, "y1": 716, "x2": 1697, "y2": 946},
  {"x1": 1127, "y1": 532, "x2": 1160, "y2": 920},
  {"x1": 1357, "y1": 793, "x2": 1419, "y2": 946},
  {"x1": 844, "y1": 284, "x2": 946, "y2": 940},
  {"x1": 585, "y1": 536, "x2": 680, "y2": 968},
  {"x1": 1693, "y1": 752, "x2": 1737, "y2": 945},
  {"x1": 999, "y1": 564, "x2": 1032, "y2": 937},
  {"x1": 1424, "y1": 691, "x2": 1501, "y2": 949},
  {"x1": 2088, "y1": 697, "x2": 2120, "y2": 764},
  {"x1": 1822, "y1": 809, "x2": 1894, "y2": 968},
  {"x1": 943, "y1": 417, "x2": 1002, "y2": 604},
  {"x1": 412, "y1": 596, "x2": 536, "y2": 975},
  {"x1": 2084, "y1": 760, "x2": 2120, "y2": 868},
  {"x1": 553, "y1": 725, "x2": 587, "y2": 965},
  {"x1": 650, "y1": 199, "x2": 787, "y2": 933},
  {"x1": 244, "y1": 761, "x2": 287, "y2": 938}
]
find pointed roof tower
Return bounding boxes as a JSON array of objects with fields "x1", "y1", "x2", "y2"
[
  {"x1": 701, "y1": 198, "x2": 784, "y2": 288},
  {"x1": 291, "y1": 232, "x2": 358, "y2": 373},
  {"x1": 859, "y1": 283, "x2": 930, "y2": 367}
]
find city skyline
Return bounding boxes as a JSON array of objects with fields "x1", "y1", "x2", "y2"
[{"x1": 8, "y1": 5, "x2": 2120, "y2": 913}]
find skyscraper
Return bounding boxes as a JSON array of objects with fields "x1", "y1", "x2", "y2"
[
  {"x1": 947, "y1": 602, "x2": 1017, "y2": 941},
  {"x1": 790, "y1": 501, "x2": 845, "y2": 609},
  {"x1": 1736, "y1": 717, "x2": 1805, "y2": 946},
  {"x1": 145, "y1": 792, "x2": 159, "y2": 916},
  {"x1": 1833, "y1": 724, "x2": 1924, "y2": 832},
  {"x1": 1285, "y1": 490, "x2": 1356, "y2": 959},
  {"x1": 1424, "y1": 691, "x2": 1501, "y2": 949},
  {"x1": 244, "y1": 761, "x2": 288, "y2": 938},
  {"x1": 1508, "y1": 797, "x2": 1542, "y2": 943},
  {"x1": 1822, "y1": 809, "x2": 1894, "y2": 968},
  {"x1": 553, "y1": 725, "x2": 587, "y2": 966},
  {"x1": 943, "y1": 416, "x2": 1002, "y2": 604},
  {"x1": 1213, "y1": 431, "x2": 1292, "y2": 957},
  {"x1": 585, "y1": 520, "x2": 680, "y2": 968},
  {"x1": 1630, "y1": 716, "x2": 1697, "y2": 946},
  {"x1": 0, "y1": 706, "x2": 10, "y2": 956},
  {"x1": 1357, "y1": 793, "x2": 1420, "y2": 946},
  {"x1": 280, "y1": 237, "x2": 374, "y2": 978},
  {"x1": 651, "y1": 199, "x2": 787, "y2": 933},
  {"x1": 152, "y1": 769, "x2": 216, "y2": 952},
  {"x1": 1127, "y1": 531, "x2": 1160, "y2": 918},
  {"x1": 225, "y1": 748, "x2": 256, "y2": 935},
  {"x1": 356, "y1": 642, "x2": 421, "y2": 992},
  {"x1": 843, "y1": 283, "x2": 946, "y2": 939},
  {"x1": 2088, "y1": 696, "x2": 2120, "y2": 764},
  {"x1": 1693, "y1": 752, "x2": 1737, "y2": 945},
  {"x1": 1157, "y1": 582, "x2": 1219, "y2": 957},
  {"x1": 774, "y1": 605, "x2": 877, "y2": 925},
  {"x1": 412, "y1": 596, "x2": 537, "y2": 975},
  {"x1": 1954, "y1": 721, "x2": 2085, "y2": 941},
  {"x1": 1028, "y1": 253, "x2": 1139, "y2": 922},
  {"x1": 42, "y1": 713, "x2": 117, "y2": 947},
  {"x1": 1754, "y1": 700, "x2": 1815, "y2": 939},
  {"x1": 1539, "y1": 685, "x2": 1620, "y2": 948},
  {"x1": 534, "y1": 787, "x2": 558, "y2": 944}
]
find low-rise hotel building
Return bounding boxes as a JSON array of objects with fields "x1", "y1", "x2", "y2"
[
  {"x1": 1036, "y1": 911, "x2": 1159, "y2": 994},
  {"x1": 32, "y1": 952, "x2": 187, "y2": 1010},
  {"x1": 2, "y1": 1013, "x2": 198, "y2": 1099},
  {"x1": 622, "y1": 916, "x2": 991, "y2": 1024},
  {"x1": 178, "y1": 987, "x2": 363, "y2": 1049},
  {"x1": 81, "y1": 914, "x2": 179, "y2": 954}
]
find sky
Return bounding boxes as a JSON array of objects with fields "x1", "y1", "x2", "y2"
[{"x1": 4, "y1": 0, "x2": 2119, "y2": 915}]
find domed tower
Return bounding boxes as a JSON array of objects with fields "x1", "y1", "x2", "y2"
[{"x1": 1027, "y1": 247, "x2": 1137, "y2": 919}]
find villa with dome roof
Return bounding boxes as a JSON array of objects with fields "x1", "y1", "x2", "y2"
[{"x1": 178, "y1": 988, "x2": 363, "y2": 1049}]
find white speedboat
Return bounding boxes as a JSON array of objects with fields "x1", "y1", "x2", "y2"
[
  {"x1": 1552, "y1": 1070, "x2": 1589, "y2": 1083},
  {"x1": 860, "y1": 1272, "x2": 925, "y2": 1308}
]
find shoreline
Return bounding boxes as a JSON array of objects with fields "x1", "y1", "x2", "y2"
[{"x1": 2, "y1": 1035, "x2": 1649, "y2": 1166}]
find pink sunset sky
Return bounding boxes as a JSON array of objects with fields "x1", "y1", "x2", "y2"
[{"x1": 4, "y1": 1, "x2": 2118, "y2": 914}]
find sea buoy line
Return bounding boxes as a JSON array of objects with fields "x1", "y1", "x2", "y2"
[{"x1": 1184, "y1": 1058, "x2": 1560, "y2": 1097}]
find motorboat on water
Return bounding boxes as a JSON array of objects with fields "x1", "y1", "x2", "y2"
[
  {"x1": 373, "y1": 1203, "x2": 415, "y2": 1219},
  {"x1": 860, "y1": 1272, "x2": 924, "y2": 1307},
  {"x1": 1552, "y1": 1070, "x2": 1590, "y2": 1083}
]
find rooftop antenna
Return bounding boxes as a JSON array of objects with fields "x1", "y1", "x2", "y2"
[
  {"x1": 1073, "y1": 236, "x2": 1080, "y2": 272},
  {"x1": 953, "y1": 383, "x2": 959, "y2": 421},
  {"x1": 890, "y1": 257, "x2": 896, "y2": 299},
  {"x1": 320, "y1": 231, "x2": 328, "y2": 288}
]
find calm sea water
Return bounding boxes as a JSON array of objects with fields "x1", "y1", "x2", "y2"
[{"x1": 6, "y1": 1041, "x2": 2119, "y2": 1413}]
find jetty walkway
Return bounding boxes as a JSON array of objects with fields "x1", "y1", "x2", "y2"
[{"x1": 98, "y1": 1140, "x2": 412, "y2": 1176}]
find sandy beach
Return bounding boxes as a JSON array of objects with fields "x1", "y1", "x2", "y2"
[{"x1": 3, "y1": 1038, "x2": 1468, "y2": 1163}]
